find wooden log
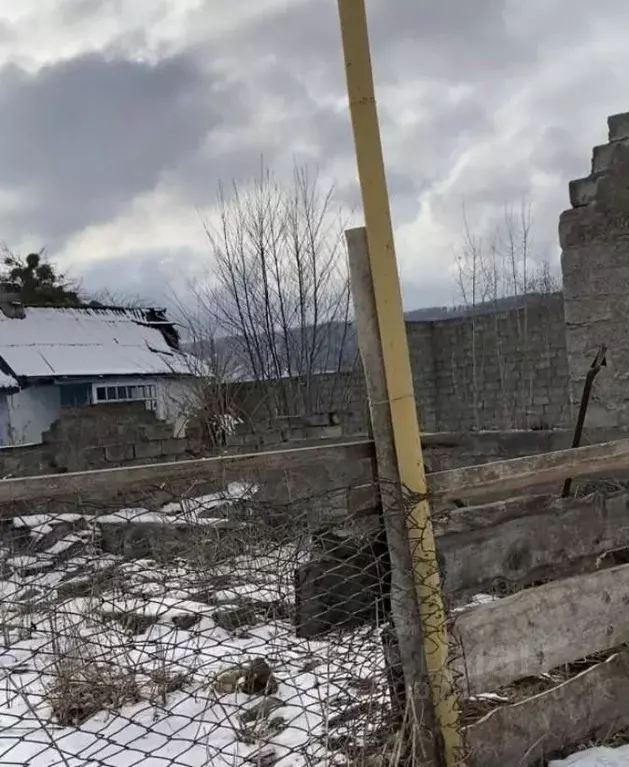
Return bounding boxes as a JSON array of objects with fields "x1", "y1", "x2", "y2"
[
  {"x1": 439, "y1": 490, "x2": 629, "y2": 595},
  {"x1": 465, "y1": 652, "x2": 629, "y2": 766},
  {"x1": 451, "y1": 561, "x2": 629, "y2": 695},
  {"x1": 346, "y1": 225, "x2": 438, "y2": 754},
  {"x1": 429, "y1": 436, "x2": 629, "y2": 501},
  {"x1": 0, "y1": 439, "x2": 375, "y2": 508},
  {"x1": 432, "y1": 494, "x2": 553, "y2": 536}
]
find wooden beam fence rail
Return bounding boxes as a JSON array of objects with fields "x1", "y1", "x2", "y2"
[
  {"x1": 464, "y1": 650, "x2": 629, "y2": 766},
  {"x1": 0, "y1": 439, "x2": 376, "y2": 508},
  {"x1": 348, "y1": 487, "x2": 629, "y2": 598},
  {"x1": 2, "y1": 433, "x2": 629, "y2": 507},
  {"x1": 451, "y1": 560, "x2": 629, "y2": 695},
  {"x1": 439, "y1": 490, "x2": 629, "y2": 596}
]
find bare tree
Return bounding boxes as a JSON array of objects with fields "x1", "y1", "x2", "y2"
[
  {"x1": 188, "y1": 164, "x2": 358, "y2": 421},
  {"x1": 454, "y1": 204, "x2": 493, "y2": 428},
  {"x1": 454, "y1": 198, "x2": 561, "y2": 429}
]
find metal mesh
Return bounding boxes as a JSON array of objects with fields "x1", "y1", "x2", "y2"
[{"x1": 0, "y1": 459, "x2": 452, "y2": 767}]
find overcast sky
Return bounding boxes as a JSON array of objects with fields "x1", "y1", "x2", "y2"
[{"x1": 0, "y1": 0, "x2": 626, "y2": 311}]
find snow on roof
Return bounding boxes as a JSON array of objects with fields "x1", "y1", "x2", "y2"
[
  {"x1": 0, "y1": 371, "x2": 18, "y2": 390},
  {"x1": 0, "y1": 307, "x2": 190, "y2": 379}
]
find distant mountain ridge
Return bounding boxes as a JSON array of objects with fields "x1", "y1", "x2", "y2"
[
  {"x1": 404, "y1": 292, "x2": 557, "y2": 321},
  {"x1": 184, "y1": 292, "x2": 560, "y2": 379}
]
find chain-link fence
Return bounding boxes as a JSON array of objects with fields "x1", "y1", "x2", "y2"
[
  {"x1": 0, "y1": 446, "x2": 461, "y2": 767},
  {"x1": 4, "y1": 437, "x2": 629, "y2": 766}
]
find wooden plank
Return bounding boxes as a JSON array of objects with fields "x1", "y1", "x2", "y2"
[
  {"x1": 297, "y1": 490, "x2": 629, "y2": 632},
  {"x1": 439, "y1": 490, "x2": 629, "y2": 595},
  {"x1": 4, "y1": 432, "x2": 629, "y2": 509},
  {"x1": 432, "y1": 494, "x2": 553, "y2": 535},
  {"x1": 429, "y1": 436, "x2": 629, "y2": 500},
  {"x1": 0, "y1": 439, "x2": 375, "y2": 507},
  {"x1": 465, "y1": 652, "x2": 629, "y2": 767},
  {"x1": 334, "y1": 488, "x2": 629, "y2": 598},
  {"x1": 345, "y1": 226, "x2": 439, "y2": 756},
  {"x1": 451, "y1": 561, "x2": 629, "y2": 695}
]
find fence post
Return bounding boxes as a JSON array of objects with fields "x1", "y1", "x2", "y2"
[
  {"x1": 346, "y1": 228, "x2": 462, "y2": 763},
  {"x1": 336, "y1": 1, "x2": 464, "y2": 762}
]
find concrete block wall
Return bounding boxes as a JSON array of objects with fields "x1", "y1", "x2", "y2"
[
  {"x1": 561, "y1": 111, "x2": 629, "y2": 430},
  {"x1": 224, "y1": 373, "x2": 369, "y2": 435},
  {"x1": 425, "y1": 294, "x2": 570, "y2": 431},
  {"x1": 404, "y1": 294, "x2": 570, "y2": 432},
  {"x1": 225, "y1": 412, "x2": 351, "y2": 452},
  {"x1": 0, "y1": 403, "x2": 201, "y2": 478},
  {"x1": 224, "y1": 298, "x2": 571, "y2": 436}
]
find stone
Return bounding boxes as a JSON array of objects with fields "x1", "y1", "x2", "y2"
[
  {"x1": 212, "y1": 605, "x2": 260, "y2": 632},
  {"x1": 171, "y1": 613, "x2": 201, "y2": 630},
  {"x1": 57, "y1": 568, "x2": 115, "y2": 599},
  {"x1": 212, "y1": 659, "x2": 278, "y2": 697},
  {"x1": 608, "y1": 112, "x2": 629, "y2": 141},
  {"x1": 240, "y1": 658, "x2": 278, "y2": 696},
  {"x1": 213, "y1": 665, "x2": 244, "y2": 694},
  {"x1": 245, "y1": 746, "x2": 278, "y2": 767}
]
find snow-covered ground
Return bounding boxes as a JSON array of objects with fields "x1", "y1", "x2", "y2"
[
  {"x1": 551, "y1": 748, "x2": 629, "y2": 766},
  {"x1": 0, "y1": 596, "x2": 386, "y2": 765},
  {"x1": 0, "y1": 485, "x2": 392, "y2": 766},
  {"x1": 0, "y1": 483, "x2": 627, "y2": 766}
]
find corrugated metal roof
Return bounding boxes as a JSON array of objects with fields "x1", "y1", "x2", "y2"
[
  {"x1": 0, "y1": 371, "x2": 18, "y2": 390},
  {"x1": 0, "y1": 307, "x2": 189, "y2": 379}
]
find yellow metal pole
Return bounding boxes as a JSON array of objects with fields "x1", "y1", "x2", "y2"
[{"x1": 336, "y1": 1, "x2": 464, "y2": 764}]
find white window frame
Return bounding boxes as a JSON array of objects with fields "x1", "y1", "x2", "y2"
[{"x1": 92, "y1": 381, "x2": 157, "y2": 411}]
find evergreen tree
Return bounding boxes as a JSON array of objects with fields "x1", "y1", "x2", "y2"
[{"x1": 2, "y1": 251, "x2": 81, "y2": 307}]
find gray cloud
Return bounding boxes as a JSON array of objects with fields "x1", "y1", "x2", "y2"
[
  {"x1": 76, "y1": 246, "x2": 204, "y2": 309},
  {"x1": 0, "y1": 0, "x2": 628, "y2": 311},
  {"x1": 0, "y1": 49, "x2": 242, "y2": 245}
]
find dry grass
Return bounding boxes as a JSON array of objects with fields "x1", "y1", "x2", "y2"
[
  {"x1": 45, "y1": 654, "x2": 195, "y2": 726},
  {"x1": 46, "y1": 658, "x2": 142, "y2": 726}
]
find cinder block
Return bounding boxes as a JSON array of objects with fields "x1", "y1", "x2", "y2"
[
  {"x1": 591, "y1": 141, "x2": 628, "y2": 173},
  {"x1": 569, "y1": 174, "x2": 602, "y2": 207},
  {"x1": 133, "y1": 440, "x2": 163, "y2": 460},
  {"x1": 160, "y1": 438, "x2": 188, "y2": 457},
  {"x1": 303, "y1": 425, "x2": 343, "y2": 440},
  {"x1": 104, "y1": 444, "x2": 134, "y2": 463},
  {"x1": 608, "y1": 112, "x2": 629, "y2": 141}
]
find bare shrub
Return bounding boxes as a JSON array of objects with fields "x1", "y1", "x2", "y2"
[{"x1": 46, "y1": 657, "x2": 141, "y2": 726}]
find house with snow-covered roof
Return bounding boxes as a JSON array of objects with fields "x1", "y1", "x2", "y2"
[{"x1": 0, "y1": 289, "x2": 196, "y2": 446}]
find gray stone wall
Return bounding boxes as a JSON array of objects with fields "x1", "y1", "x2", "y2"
[
  {"x1": 561, "y1": 112, "x2": 629, "y2": 430},
  {"x1": 419, "y1": 293, "x2": 570, "y2": 431},
  {"x1": 225, "y1": 295, "x2": 571, "y2": 435}
]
